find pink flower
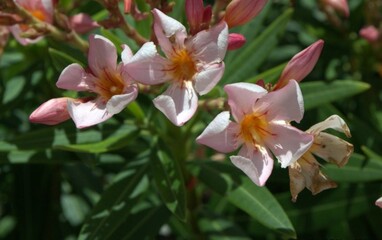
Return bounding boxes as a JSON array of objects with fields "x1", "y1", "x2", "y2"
[
  {"x1": 288, "y1": 115, "x2": 353, "y2": 201},
  {"x1": 29, "y1": 97, "x2": 72, "y2": 125},
  {"x1": 376, "y1": 197, "x2": 382, "y2": 208},
  {"x1": 69, "y1": 13, "x2": 99, "y2": 34},
  {"x1": 9, "y1": 0, "x2": 54, "y2": 45},
  {"x1": 185, "y1": 0, "x2": 212, "y2": 35},
  {"x1": 197, "y1": 80, "x2": 313, "y2": 186},
  {"x1": 224, "y1": 0, "x2": 268, "y2": 28},
  {"x1": 56, "y1": 34, "x2": 138, "y2": 128},
  {"x1": 274, "y1": 40, "x2": 324, "y2": 90},
  {"x1": 322, "y1": 0, "x2": 349, "y2": 17},
  {"x1": 359, "y1": 25, "x2": 380, "y2": 43},
  {"x1": 227, "y1": 33, "x2": 246, "y2": 50},
  {"x1": 126, "y1": 9, "x2": 228, "y2": 126}
]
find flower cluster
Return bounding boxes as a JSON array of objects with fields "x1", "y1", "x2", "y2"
[{"x1": 4, "y1": 0, "x2": 356, "y2": 202}]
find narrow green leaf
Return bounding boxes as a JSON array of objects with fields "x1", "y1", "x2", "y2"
[
  {"x1": 276, "y1": 183, "x2": 379, "y2": 233},
  {"x1": 324, "y1": 152, "x2": 382, "y2": 182},
  {"x1": 191, "y1": 161, "x2": 295, "y2": 238},
  {"x1": 222, "y1": 8, "x2": 293, "y2": 83},
  {"x1": 150, "y1": 150, "x2": 187, "y2": 221},
  {"x1": 48, "y1": 48, "x2": 82, "y2": 71},
  {"x1": 79, "y1": 160, "x2": 149, "y2": 240},
  {"x1": 301, "y1": 80, "x2": 370, "y2": 110},
  {"x1": 244, "y1": 62, "x2": 287, "y2": 84}
]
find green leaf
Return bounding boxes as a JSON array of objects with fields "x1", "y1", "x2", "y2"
[
  {"x1": 244, "y1": 62, "x2": 287, "y2": 84},
  {"x1": 276, "y1": 183, "x2": 379, "y2": 233},
  {"x1": 222, "y1": 8, "x2": 293, "y2": 83},
  {"x1": 48, "y1": 48, "x2": 83, "y2": 71},
  {"x1": 150, "y1": 149, "x2": 187, "y2": 221},
  {"x1": 324, "y1": 152, "x2": 382, "y2": 182},
  {"x1": 301, "y1": 80, "x2": 370, "y2": 110},
  {"x1": 79, "y1": 159, "x2": 150, "y2": 240},
  {"x1": 2, "y1": 76, "x2": 26, "y2": 104},
  {"x1": 191, "y1": 161, "x2": 295, "y2": 238}
]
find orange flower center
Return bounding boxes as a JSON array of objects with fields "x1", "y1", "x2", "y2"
[
  {"x1": 95, "y1": 70, "x2": 126, "y2": 102},
  {"x1": 19, "y1": 9, "x2": 48, "y2": 31},
  {"x1": 239, "y1": 112, "x2": 269, "y2": 145},
  {"x1": 169, "y1": 48, "x2": 197, "y2": 84}
]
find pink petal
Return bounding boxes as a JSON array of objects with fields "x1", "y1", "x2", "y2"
[
  {"x1": 265, "y1": 123, "x2": 313, "y2": 168},
  {"x1": 185, "y1": 0, "x2": 204, "y2": 34},
  {"x1": 359, "y1": 25, "x2": 380, "y2": 43},
  {"x1": 307, "y1": 115, "x2": 351, "y2": 137},
  {"x1": 56, "y1": 63, "x2": 92, "y2": 91},
  {"x1": 196, "y1": 111, "x2": 239, "y2": 153},
  {"x1": 376, "y1": 197, "x2": 382, "y2": 208},
  {"x1": 41, "y1": 0, "x2": 54, "y2": 19},
  {"x1": 224, "y1": 82, "x2": 267, "y2": 122},
  {"x1": 125, "y1": 42, "x2": 170, "y2": 85},
  {"x1": 29, "y1": 97, "x2": 71, "y2": 125},
  {"x1": 152, "y1": 9, "x2": 187, "y2": 56},
  {"x1": 153, "y1": 83, "x2": 198, "y2": 126},
  {"x1": 106, "y1": 85, "x2": 138, "y2": 114},
  {"x1": 230, "y1": 144, "x2": 274, "y2": 186},
  {"x1": 70, "y1": 13, "x2": 98, "y2": 34},
  {"x1": 227, "y1": 33, "x2": 246, "y2": 50},
  {"x1": 189, "y1": 21, "x2": 228, "y2": 62},
  {"x1": 276, "y1": 40, "x2": 324, "y2": 89},
  {"x1": 194, "y1": 62, "x2": 225, "y2": 95},
  {"x1": 88, "y1": 34, "x2": 117, "y2": 76},
  {"x1": 224, "y1": 0, "x2": 268, "y2": 28},
  {"x1": 9, "y1": 25, "x2": 43, "y2": 45},
  {"x1": 121, "y1": 44, "x2": 133, "y2": 63},
  {"x1": 257, "y1": 80, "x2": 304, "y2": 123},
  {"x1": 68, "y1": 98, "x2": 112, "y2": 128}
]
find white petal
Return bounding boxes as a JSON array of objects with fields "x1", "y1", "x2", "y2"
[
  {"x1": 194, "y1": 62, "x2": 225, "y2": 95},
  {"x1": 307, "y1": 115, "x2": 351, "y2": 137},
  {"x1": 106, "y1": 85, "x2": 138, "y2": 114},
  {"x1": 56, "y1": 63, "x2": 92, "y2": 91},
  {"x1": 153, "y1": 84, "x2": 198, "y2": 126},
  {"x1": 196, "y1": 111, "x2": 239, "y2": 153},
  {"x1": 88, "y1": 34, "x2": 117, "y2": 76}
]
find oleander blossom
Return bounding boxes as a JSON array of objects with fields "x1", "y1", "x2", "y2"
[
  {"x1": 126, "y1": 8, "x2": 228, "y2": 126},
  {"x1": 197, "y1": 80, "x2": 313, "y2": 186},
  {"x1": 288, "y1": 115, "x2": 353, "y2": 202},
  {"x1": 56, "y1": 34, "x2": 138, "y2": 128},
  {"x1": 9, "y1": 0, "x2": 54, "y2": 45},
  {"x1": 376, "y1": 197, "x2": 382, "y2": 208}
]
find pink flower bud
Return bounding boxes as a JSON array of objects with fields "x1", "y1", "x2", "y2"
[
  {"x1": 69, "y1": 13, "x2": 99, "y2": 34},
  {"x1": 359, "y1": 25, "x2": 380, "y2": 43},
  {"x1": 186, "y1": 0, "x2": 212, "y2": 35},
  {"x1": 224, "y1": 0, "x2": 268, "y2": 28},
  {"x1": 227, "y1": 33, "x2": 246, "y2": 50},
  {"x1": 322, "y1": 0, "x2": 349, "y2": 17},
  {"x1": 275, "y1": 40, "x2": 324, "y2": 90},
  {"x1": 124, "y1": 0, "x2": 132, "y2": 13},
  {"x1": 29, "y1": 97, "x2": 71, "y2": 125},
  {"x1": 376, "y1": 197, "x2": 382, "y2": 208}
]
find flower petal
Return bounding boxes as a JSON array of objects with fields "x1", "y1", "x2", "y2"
[
  {"x1": 276, "y1": 40, "x2": 324, "y2": 89},
  {"x1": 194, "y1": 62, "x2": 225, "y2": 95},
  {"x1": 106, "y1": 85, "x2": 138, "y2": 114},
  {"x1": 56, "y1": 63, "x2": 92, "y2": 91},
  {"x1": 230, "y1": 145, "x2": 274, "y2": 186},
  {"x1": 152, "y1": 8, "x2": 187, "y2": 56},
  {"x1": 224, "y1": 82, "x2": 267, "y2": 122},
  {"x1": 70, "y1": 13, "x2": 98, "y2": 34},
  {"x1": 265, "y1": 123, "x2": 313, "y2": 168},
  {"x1": 196, "y1": 111, "x2": 239, "y2": 153},
  {"x1": 307, "y1": 115, "x2": 351, "y2": 137},
  {"x1": 68, "y1": 98, "x2": 113, "y2": 128},
  {"x1": 257, "y1": 80, "x2": 304, "y2": 123},
  {"x1": 121, "y1": 44, "x2": 133, "y2": 63},
  {"x1": 126, "y1": 42, "x2": 170, "y2": 85},
  {"x1": 310, "y1": 132, "x2": 353, "y2": 167},
  {"x1": 288, "y1": 162, "x2": 307, "y2": 202},
  {"x1": 188, "y1": 21, "x2": 228, "y2": 62},
  {"x1": 153, "y1": 83, "x2": 198, "y2": 126},
  {"x1": 88, "y1": 34, "x2": 117, "y2": 76},
  {"x1": 9, "y1": 25, "x2": 43, "y2": 45},
  {"x1": 376, "y1": 197, "x2": 382, "y2": 208}
]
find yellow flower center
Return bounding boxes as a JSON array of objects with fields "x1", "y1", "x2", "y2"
[
  {"x1": 95, "y1": 70, "x2": 126, "y2": 102},
  {"x1": 169, "y1": 48, "x2": 197, "y2": 84},
  {"x1": 239, "y1": 112, "x2": 270, "y2": 145},
  {"x1": 20, "y1": 9, "x2": 47, "y2": 31}
]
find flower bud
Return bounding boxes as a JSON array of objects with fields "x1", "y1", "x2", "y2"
[
  {"x1": 124, "y1": 0, "x2": 132, "y2": 13},
  {"x1": 275, "y1": 40, "x2": 324, "y2": 90},
  {"x1": 224, "y1": 0, "x2": 268, "y2": 28},
  {"x1": 321, "y1": 0, "x2": 349, "y2": 17},
  {"x1": 29, "y1": 97, "x2": 72, "y2": 125},
  {"x1": 186, "y1": 0, "x2": 211, "y2": 35},
  {"x1": 359, "y1": 25, "x2": 380, "y2": 43},
  {"x1": 70, "y1": 13, "x2": 99, "y2": 34},
  {"x1": 227, "y1": 33, "x2": 246, "y2": 50}
]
